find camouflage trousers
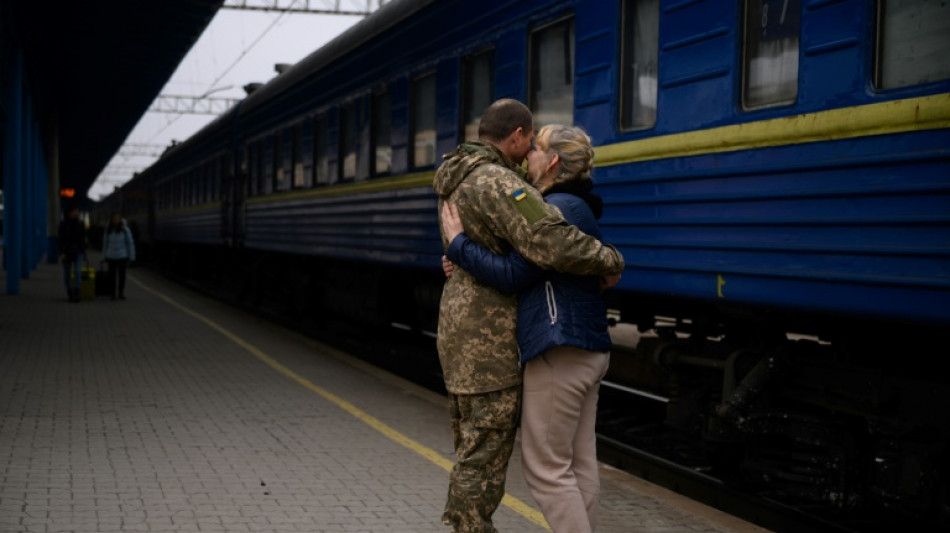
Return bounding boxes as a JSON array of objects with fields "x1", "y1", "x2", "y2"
[{"x1": 442, "y1": 386, "x2": 521, "y2": 533}]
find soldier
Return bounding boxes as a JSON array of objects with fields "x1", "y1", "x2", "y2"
[{"x1": 433, "y1": 99, "x2": 624, "y2": 533}]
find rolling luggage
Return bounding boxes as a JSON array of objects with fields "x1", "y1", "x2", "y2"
[{"x1": 79, "y1": 267, "x2": 96, "y2": 301}]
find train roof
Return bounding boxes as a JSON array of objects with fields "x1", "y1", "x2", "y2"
[{"x1": 239, "y1": 0, "x2": 438, "y2": 114}]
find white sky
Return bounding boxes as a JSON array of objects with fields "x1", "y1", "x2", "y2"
[{"x1": 88, "y1": 7, "x2": 363, "y2": 200}]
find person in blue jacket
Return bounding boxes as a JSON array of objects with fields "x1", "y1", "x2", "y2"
[
  {"x1": 441, "y1": 124, "x2": 620, "y2": 533},
  {"x1": 101, "y1": 212, "x2": 136, "y2": 300}
]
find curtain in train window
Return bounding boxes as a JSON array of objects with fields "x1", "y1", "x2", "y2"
[
  {"x1": 255, "y1": 140, "x2": 266, "y2": 194},
  {"x1": 298, "y1": 120, "x2": 313, "y2": 188},
  {"x1": 374, "y1": 87, "x2": 392, "y2": 176},
  {"x1": 620, "y1": 0, "x2": 659, "y2": 130},
  {"x1": 314, "y1": 115, "x2": 330, "y2": 186},
  {"x1": 530, "y1": 18, "x2": 575, "y2": 127},
  {"x1": 292, "y1": 122, "x2": 309, "y2": 188},
  {"x1": 341, "y1": 103, "x2": 357, "y2": 181},
  {"x1": 876, "y1": 0, "x2": 950, "y2": 89},
  {"x1": 742, "y1": 0, "x2": 801, "y2": 109},
  {"x1": 461, "y1": 50, "x2": 494, "y2": 141},
  {"x1": 412, "y1": 72, "x2": 437, "y2": 168},
  {"x1": 274, "y1": 133, "x2": 290, "y2": 192},
  {"x1": 262, "y1": 137, "x2": 274, "y2": 194}
]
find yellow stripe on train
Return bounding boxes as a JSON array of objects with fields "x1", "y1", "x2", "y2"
[{"x1": 594, "y1": 93, "x2": 950, "y2": 167}]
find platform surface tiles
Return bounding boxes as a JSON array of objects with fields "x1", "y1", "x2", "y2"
[{"x1": 1, "y1": 261, "x2": 770, "y2": 533}]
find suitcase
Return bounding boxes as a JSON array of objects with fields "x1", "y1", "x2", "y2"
[{"x1": 79, "y1": 267, "x2": 96, "y2": 301}]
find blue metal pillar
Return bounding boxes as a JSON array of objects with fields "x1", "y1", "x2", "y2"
[
  {"x1": 21, "y1": 90, "x2": 34, "y2": 277},
  {"x1": 46, "y1": 121, "x2": 60, "y2": 263},
  {"x1": 2, "y1": 49, "x2": 24, "y2": 295},
  {"x1": 32, "y1": 113, "x2": 48, "y2": 268}
]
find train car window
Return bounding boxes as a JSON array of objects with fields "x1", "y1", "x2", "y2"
[
  {"x1": 275, "y1": 131, "x2": 291, "y2": 192},
  {"x1": 461, "y1": 50, "x2": 494, "y2": 141},
  {"x1": 876, "y1": 0, "x2": 950, "y2": 89},
  {"x1": 247, "y1": 142, "x2": 259, "y2": 196},
  {"x1": 412, "y1": 72, "x2": 437, "y2": 168},
  {"x1": 315, "y1": 114, "x2": 330, "y2": 185},
  {"x1": 198, "y1": 168, "x2": 204, "y2": 204},
  {"x1": 299, "y1": 120, "x2": 313, "y2": 188},
  {"x1": 341, "y1": 102, "x2": 357, "y2": 181},
  {"x1": 262, "y1": 136, "x2": 274, "y2": 194},
  {"x1": 620, "y1": 0, "x2": 659, "y2": 130},
  {"x1": 373, "y1": 87, "x2": 392, "y2": 176},
  {"x1": 206, "y1": 162, "x2": 213, "y2": 202},
  {"x1": 292, "y1": 122, "x2": 308, "y2": 188},
  {"x1": 742, "y1": 0, "x2": 801, "y2": 109},
  {"x1": 356, "y1": 96, "x2": 371, "y2": 181},
  {"x1": 530, "y1": 17, "x2": 575, "y2": 127}
]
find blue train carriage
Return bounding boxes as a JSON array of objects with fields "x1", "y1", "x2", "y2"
[
  {"x1": 592, "y1": 0, "x2": 950, "y2": 332},
  {"x1": 145, "y1": 107, "x2": 235, "y2": 276},
  {"x1": 219, "y1": 0, "x2": 597, "y2": 322},
  {"x1": 583, "y1": 0, "x2": 950, "y2": 525}
]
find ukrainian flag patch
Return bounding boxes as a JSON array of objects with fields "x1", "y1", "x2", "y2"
[{"x1": 508, "y1": 187, "x2": 547, "y2": 224}]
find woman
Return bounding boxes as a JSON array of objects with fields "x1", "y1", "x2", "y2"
[
  {"x1": 101, "y1": 212, "x2": 136, "y2": 300},
  {"x1": 441, "y1": 124, "x2": 617, "y2": 533}
]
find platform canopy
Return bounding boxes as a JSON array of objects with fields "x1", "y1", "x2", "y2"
[{"x1": 4, "y1": 0, "x2": 223, "y2": 203}]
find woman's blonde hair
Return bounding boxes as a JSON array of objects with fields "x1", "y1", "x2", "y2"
[{"x1": 535, "y1": 125, "x2": 594, "y2": 189}]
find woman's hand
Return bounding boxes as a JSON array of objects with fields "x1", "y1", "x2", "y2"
[
  {"x1": 600, "y1": 272, "x2": 622, "y2": 292},
  {"x1": 441, "y1": 202, "x2": 465, "y2": 243},
  {"x1": 442, "y1": 255, "x2": 455, "y2": 278}
]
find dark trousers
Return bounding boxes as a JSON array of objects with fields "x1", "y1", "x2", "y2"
[{"x1": 107, "y1": 258, "x2": 129, "y2": 297}]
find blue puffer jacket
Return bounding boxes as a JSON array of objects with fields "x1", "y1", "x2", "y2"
[{"x1": 446, "y1": 186, "x2": 612, "y2": 364}]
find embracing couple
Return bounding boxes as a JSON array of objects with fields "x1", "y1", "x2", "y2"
[{"x1": 434, "y1": 98, "x2": 625, "y2": 533}]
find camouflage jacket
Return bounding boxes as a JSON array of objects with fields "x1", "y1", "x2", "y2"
[{"x1": 433, "y1": 141, "x2": 625, "y2": 394}]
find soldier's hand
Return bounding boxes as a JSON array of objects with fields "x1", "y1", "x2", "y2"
[
  {"x1": 441, "y1": 203, "x2": 465, "y2": 242},
  {"x1": 600, "y1": 272, "x2": 621, "y2": 292},
  {"x1": 442, "y1": 255, "x2": 455, "y2": 279}
]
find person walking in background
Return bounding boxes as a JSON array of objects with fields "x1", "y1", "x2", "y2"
[
  {"x1": 58, "y1": 205, "x2": 87, "y2": 303},
  {"x1": 433, "y1": 100, "x2": 624, "y2": 533},
  {"x1": 101, "y1": 212, "x2": 135, "y2": 300},
  {"x1": 441, "y1": 124, "x2": 618, "y2": 533}
]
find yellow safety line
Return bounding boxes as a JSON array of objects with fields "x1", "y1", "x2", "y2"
[{"x1": 130, "y1": 274, "x2": 550, "y2": 530}]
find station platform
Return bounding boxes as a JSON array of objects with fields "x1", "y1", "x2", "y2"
[{"x1": 1, "y1": 259, "x2": 771, "y2": 533}]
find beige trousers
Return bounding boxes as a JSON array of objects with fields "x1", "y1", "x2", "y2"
[{"x1": 520, "y1": 346, "x2": 610, "y2": 533}]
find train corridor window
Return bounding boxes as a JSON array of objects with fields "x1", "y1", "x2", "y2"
[
  {"x1": 373, "y1": 87, "x2": 392, "y2": 176},
  {"x1": 620, "y1": 0, "x2": 659, "y2": 130},
  {"x1": 412, "y1": 72, "x2": 437, "y2": 168},
  {"x1": 530, "y1": 17, "x2": 575, "y2": 127},
  {"x1": 876, "y1": 0, "x2": 950, "y2": 89},
  {"x1": 742, "y1": 0, "x2": 801, "y2": 109},
  {"x1": 314, "y1": 114, "x2": 330, "y2": 185},
  {"x1": 461, "y1": 50, "x2": 494, "y2": 141}
]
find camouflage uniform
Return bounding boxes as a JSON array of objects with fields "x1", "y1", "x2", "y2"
[{"x1": 433, "y1": 141, "x2": 624, "y2": 533}]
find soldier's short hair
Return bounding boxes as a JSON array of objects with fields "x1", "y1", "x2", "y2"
[{"x1": 478, "y1": 99, "x2": 533, "y2": 143}]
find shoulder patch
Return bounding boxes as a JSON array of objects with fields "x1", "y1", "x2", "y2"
[{"x1": 508, "y1": 188, "x2": 547, "y2": 224}]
